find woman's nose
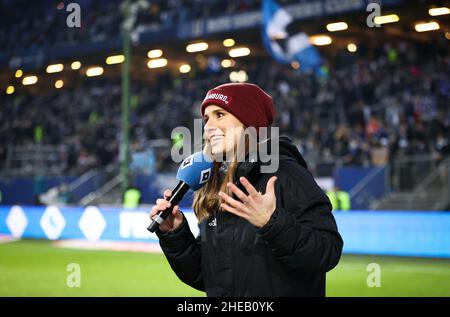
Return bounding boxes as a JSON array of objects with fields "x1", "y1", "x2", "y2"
[
  {"x1": 204, "y1": 124, "x2": 220, "y2": 138},
  {"x1": 204, "y1": 120, "x2": 216, "y2": 132}
]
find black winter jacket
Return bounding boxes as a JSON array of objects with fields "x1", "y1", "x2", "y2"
[{"x1": 156, "y1": 136, "x2": 343, "y2": 297}]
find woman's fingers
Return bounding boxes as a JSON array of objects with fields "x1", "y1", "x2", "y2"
[
  {"x1": 163, "y1": 190, "x2": 172, "y2": 200},
  {"x1": 172, "y1": 205, "x2": 180, "y2": 215},
  {"x1": 150, "y1": 206, "x2": 157, "y2": 217},
  {"x1": 149, "y1": 191, "x2": 183, "y2": 232},
  {"x1": 265, "y1": 176, "x2": 277, "y2": 196},
  {"x1": 239, "y1": 177, "x2": 260, "y2": 197},
  {"x1": 150, "y1": 195, "x2": 173, "y2": 219},
  {"x1": 227, "y1": 182, "x2": 260, "y2": 209},
  {"x1": 219, "y1": 191, "x2": 250, "y2": 214},
  {"x1": 220, "y1": 202, "x2": 248, "y2": 219},
  {"x1": 227, "y1": 182, "x2": 248, "y2": 203},
  {"x1": 156, "y1": 198, "x2": 170, "y2": 207}
]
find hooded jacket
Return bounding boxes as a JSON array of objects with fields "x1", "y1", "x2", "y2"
[{"x1": 156, "y1": 136, "x2": 343, "y2": 297}]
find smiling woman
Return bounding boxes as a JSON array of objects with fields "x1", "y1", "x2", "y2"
[
  {"x1": 203, "y1": 105, "x2": 244, "y2": 157},
  {"x1": 150, "y1": 83, "x2": 343, "y2": 297}
]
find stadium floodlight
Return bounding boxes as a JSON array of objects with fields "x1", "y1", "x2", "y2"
[
  {"x1": 148, "y1": 49, "x2": 163, "y2": 58},
  {"x1": 54, "y1": 80, "x2": 64, "y2": 89},
  {"x1": 86, "y1": 67, "x2": 104, "y2": 77},
  {"x1": 221, "y1": 59, "x2": 235, "y2": 68},
  {"x1": 429, "y1": 7, "x2": 450, "y2": 16},
  {"x1": 415, "y1": 21, "x2": 440, "y2": 32},
  {"x1": 6, "y1": 85, "x2": 15, "y2": 94},
  {"x1": 326, "y1": 22, "x2": 348, "y2": 32},
  {"x1": 229, "y1": 70, "x2": 248, "y2": 83},
  {"x1": 347, "y1": 43, "x2": 357, "y2": 52},
  {"x1": 46, "y1": 64, "x2": 64, "y2": 73},
  {"x1": 223, "y1": 38, "x2": 236, "y2": 47},
  {"x1": 374, "y1": 14, "x2": 400, "y2": 25},
  {"x1": 291, "y1": 61, "x2": 300, "y2": 69},
  {"x1": 14, "y1": 70, "x2": 23, "y2": 78},
  {"x1": 22, "y1": 76, "x2": 38, "y2": 85},
  {"x1": 179, "y1": 64, "x2": 191, "y2": 73},
  {"x1": 228, "y1": 47, "x2": 250, "y2": 58},
  {"x1": 147, "y1": 58, "x2": 168, "y2": 68},
  {"x1": 309, "y1": 35, "x2": 332, "y2": 46},
  {"x1": 106, "y1": 55, "x2": 125, "y2": 65},
  {"x1": 186, "y1": 42, "x2": 208, "y2": 53},
  {"x1": 71, "y1": 61, "x2": 81, "y2": 70}
]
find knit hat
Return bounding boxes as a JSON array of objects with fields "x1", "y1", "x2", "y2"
[{"x1": 200, "y1": 83, "x2": 275, "y2": 131}]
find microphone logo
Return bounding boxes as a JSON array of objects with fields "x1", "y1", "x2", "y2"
[
  {"x1": 200, "y1": 168, "x2": 212, "y2": 184},
  {"x1": 181, "y1": 156, "x2": 193, "y2": 169}
]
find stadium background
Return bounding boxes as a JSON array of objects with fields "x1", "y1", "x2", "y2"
[{"x1": 0, "y1": 0, "x2": 449, "y2": 296}]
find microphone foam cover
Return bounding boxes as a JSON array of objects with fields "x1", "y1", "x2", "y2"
[{"x1": 176, "y1": 151, "x2": 214, "y2": 191}]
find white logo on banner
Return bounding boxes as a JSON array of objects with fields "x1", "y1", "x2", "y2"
[
  {"x1": 120, "y1": 211, "x2": 157, "y2": 239},
  {"x1": 40, "y1": 206, "x2": 66, "y2": 240},
  {"x1": 79, "y1": 206, "x2": 106, "y2": 241},
  {"x1": 119, "y1": 211, "x2": 200, "y2": 240},
  {"x1": 6, "y1": 206, "x2": 28, "y2": 238}
]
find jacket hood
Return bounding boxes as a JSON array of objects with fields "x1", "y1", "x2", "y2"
[
  {"x1": 278, "y1": 135, "x2": 308, "y2": 169},
  {"x1": 233, "y1": 135, "x2": 307, "y2": 183}
]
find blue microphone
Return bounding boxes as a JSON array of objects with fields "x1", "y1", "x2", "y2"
[{"x1": 147, "y1": 151, "x2": 214, "y2": 233}]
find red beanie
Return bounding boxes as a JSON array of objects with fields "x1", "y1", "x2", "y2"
[{"x1": 200, "y1": 83, "x2": 275, "y2": 130}]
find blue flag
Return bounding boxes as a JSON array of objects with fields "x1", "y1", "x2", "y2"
[{"x1": 262, "y1": 0, "x2": 322, "y2": 73}]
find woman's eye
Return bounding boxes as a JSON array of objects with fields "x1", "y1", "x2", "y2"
[{"x1": 217, "y1": 112, "x2": 224, "y2": 118}]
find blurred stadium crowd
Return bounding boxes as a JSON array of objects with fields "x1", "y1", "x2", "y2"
[
  {"x1": 2, "y1": 40, "x2": 448, "y2": 176},
  {"x1": 0, "y1": 0, "x2": 262, "y2": 54},
  {"x1": 0, "y1": 0, "x2": 449, "y2": 178}
]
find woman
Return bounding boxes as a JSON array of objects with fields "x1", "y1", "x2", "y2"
[{"x1": 150, "y1": 83, "x2": 343, "y2": 297}]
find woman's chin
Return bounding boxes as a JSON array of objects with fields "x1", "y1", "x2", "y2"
[{"x1": 211, "y1": 148, "x2": 228, "y2": 161}]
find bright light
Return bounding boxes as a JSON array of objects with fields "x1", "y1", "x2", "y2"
[
  {"x1": 86, "y1": 67, "x2": 104, "y2": 77},
  {"x1": 429, "y1": 7, "x2": 450, "y2": 16},
  {"x1": 415, "y1": 21, "x2": 440, "y2": 32},
  {"x1": 291, "y1": 61, "x2": 300, "y2": 69},
  {"x1": 223, "y1": 38, "x2": 235, "y2": 47},
  {"x1": 179, "y1": 64, "x2": 191, "y2": 73},
  {"x1": 229, "y1": 70, "x2": 248, "y2": 83},
  {"x1": 147, "y1": 49, "x2": 163, "y2": 58},
  {"x1": 347, "y1": 43, "x2": 357, "y2": 52},
  {"x1": 221, "y1": 59, "x2": 235, "y2": 68},
  {"x1": 71, "y1": 61, "x2": 82, "y2": 70},
  {"x1": 147, "y1": 58, "x2": 168, "y2": 68},
  {"x1": 55, "y1": 80, "x2": 64, "y2": 89},
  {"x1": 228, "y1": 47, "x2": 250, "y2": 58},
  {"x1": 15, "y1": 70, "x2": 23, "y2": 78},
  {"x1": 186, "y1": 42, "x2": 208, "y2": 53},
  {"x1": 6, "y1": 86, "x2": 15, "y2": 94},
  {"x1": 326, "y1": 22, "x2": 348, "y2": 32},
  {"x1": 446, "y1": 32, "x2": 450, "y2": 40},
  {"x1": 46, "y1": 63, "x2": 64, "y2": 73},
  {"x1": 374, "y1": 14, "x2": 399, "y2": 25},
  {"x1": 22, "y1": 76, "x2": 38, "y2": 85},
  {"x1": 309, "y1": 35, "x2": 332, "y2": 46},
  {"x1": 106, "y1": 55, "x2": 125, "y2": 65}
]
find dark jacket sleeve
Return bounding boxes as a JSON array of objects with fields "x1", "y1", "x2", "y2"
[
  {"x1": 156, "y1": 214, "x2": 204, "y2": 291},
  {"x1": 256, "y1": 161, "x2": 344, "y2": 273}
]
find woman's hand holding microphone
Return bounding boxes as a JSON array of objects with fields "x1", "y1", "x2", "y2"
[{"x1": 149, "y1": 189, "x2": 184, "y2": 233}]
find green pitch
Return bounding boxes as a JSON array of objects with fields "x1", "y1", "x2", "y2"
[{"x1": 0, "y1": 240, "x2": 449, "y2": 297}]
